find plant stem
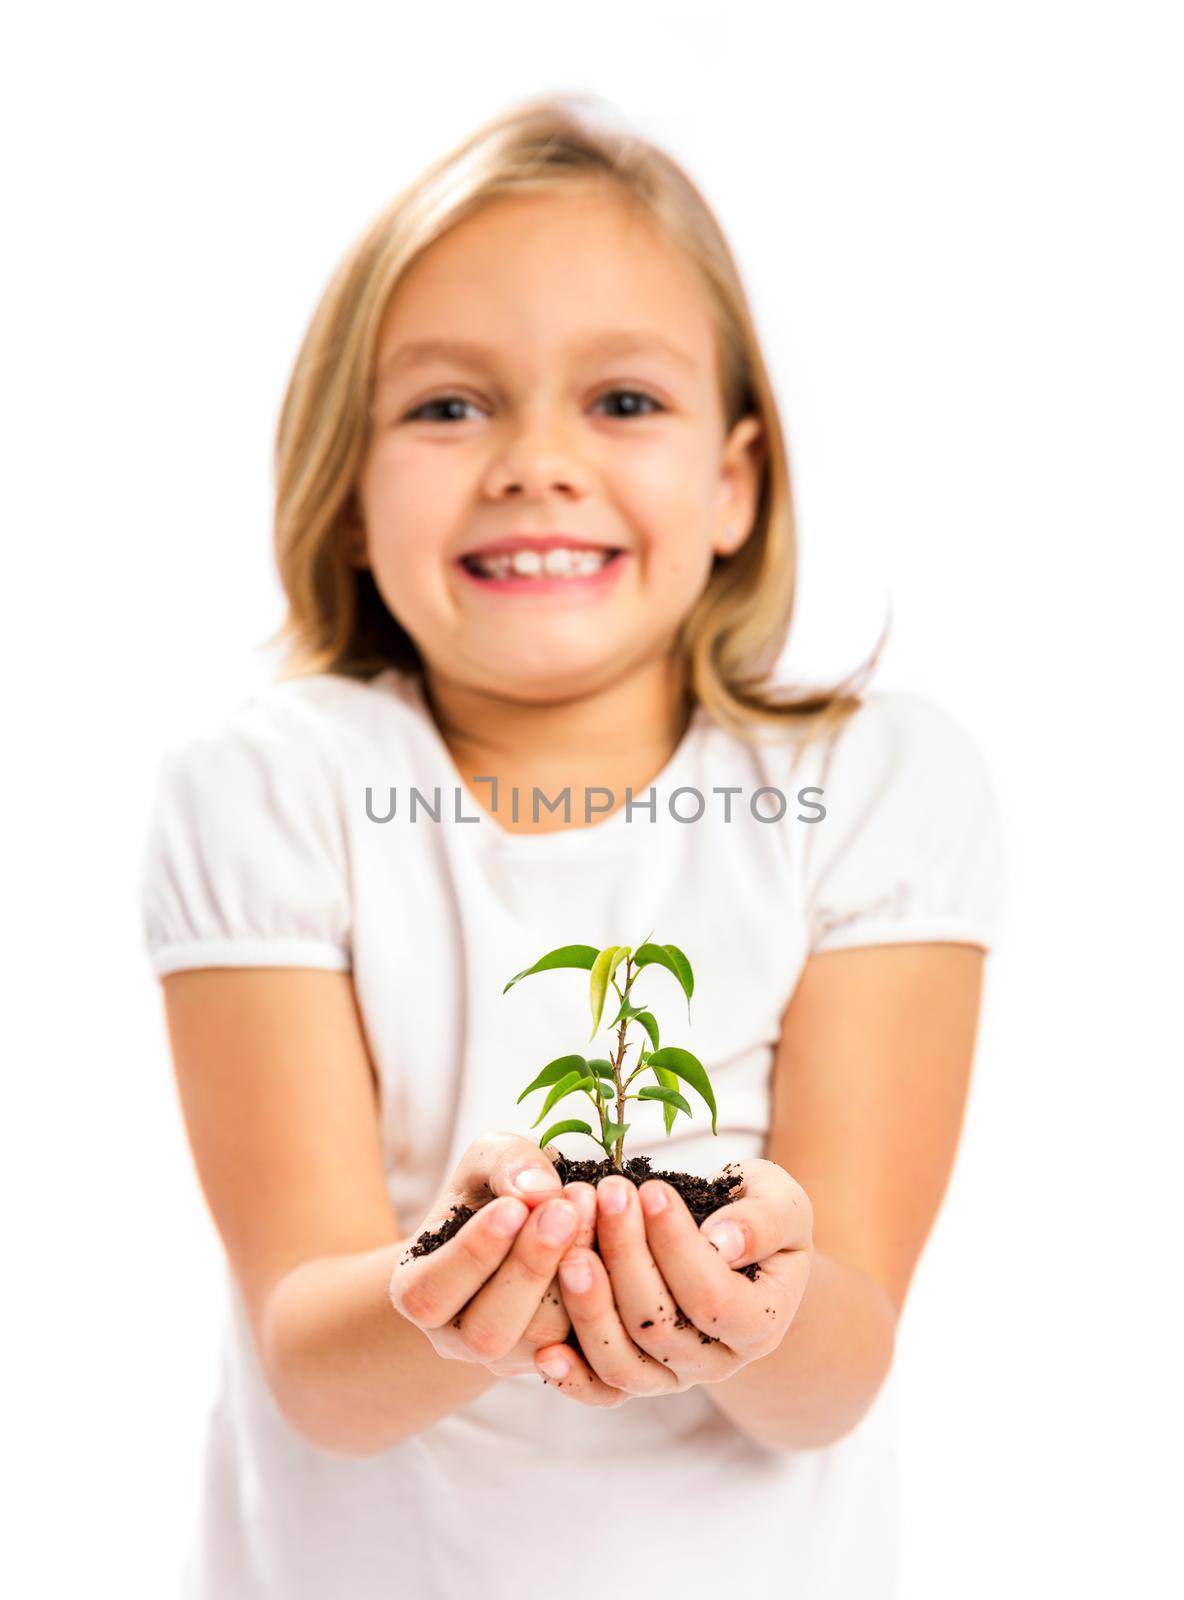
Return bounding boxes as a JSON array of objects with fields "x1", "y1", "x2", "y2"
[
  {"x1": 608, "y1": 955, "x2": 636, "y2": 1169},
  {"x1": 587, "y1": 1079, "x2": 610, "y2": 1152}
]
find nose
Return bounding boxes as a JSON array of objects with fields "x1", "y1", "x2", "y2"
[{"x1": 483, "y1": 409, "x2": 588, "y2": 500}]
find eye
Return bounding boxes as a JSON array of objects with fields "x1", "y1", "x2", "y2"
[
  {"x1": 401, "y1": 388, "x2": 666, "y2": 424},
  {"x1": 593, "y1": 388, "x2": 665, "y2": 419},
  {"x1": 404, "y1": 395, "x2": 485, "y2": 423}
]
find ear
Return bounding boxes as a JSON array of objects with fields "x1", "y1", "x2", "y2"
[
  {"x1": 338, "y1": 495, "x2": 370, "y2": 570},
  {"x1": 712, "y1": 414, "x2": 765, "y2": 558}
]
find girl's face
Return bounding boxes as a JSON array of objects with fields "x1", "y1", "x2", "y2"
[{"x1": 354, "y1": 185, "x2": 763, "y2": 702}]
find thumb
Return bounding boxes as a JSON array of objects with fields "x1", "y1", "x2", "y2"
[
  {"x1": 698, "y1": 1159, "x2": 812, "y2": 1266},
  {"x1": 487, "y1": 1135, "x2": 564, "y2": 1207}
]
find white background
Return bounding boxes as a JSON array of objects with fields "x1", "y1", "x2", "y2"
[{"x1": 4, "y1": 2, "x2": 1181, "y2": 1594}]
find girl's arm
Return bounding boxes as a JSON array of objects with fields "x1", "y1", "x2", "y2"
[
  {"x1": 160, "y1": 967, "x2": 583, "y2": 1456},
  {"x1": 701, "y1": 940, "x2": 986, "y2": 1449}
]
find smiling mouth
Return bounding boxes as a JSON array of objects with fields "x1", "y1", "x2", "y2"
[{"x1": 459, "y1": 547, "x2": 624, "y2": 581}]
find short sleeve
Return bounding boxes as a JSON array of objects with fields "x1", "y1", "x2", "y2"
[
  {"x1": 802, "y1": 692, "x2": 1008, "y2": 954},
  {"x1": 139, "y1": 711, "x2": 353, "y2": 978}
]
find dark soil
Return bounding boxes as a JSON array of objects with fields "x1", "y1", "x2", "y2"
[{"x1": 406, "y1": 1155, "x2": 761, "y2": 1361}]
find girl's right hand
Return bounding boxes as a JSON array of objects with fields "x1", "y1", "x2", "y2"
[{"x1": 388, "y1": 1131, "x2": 597, "y2": 1377}]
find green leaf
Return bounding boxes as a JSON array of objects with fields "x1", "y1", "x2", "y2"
[
  {"x1": 588, "y1": 946, "x2": 629, "y2": 1039},
  {"x1": 516, "y1": 1054, "x2": 590, "y2": 1105},
  {"x1": 632, "y1": 943, "x2": 694, "y2": 1018},
  {"x1": 601, "y1": 1120, "x2": 630, "y2": 1147},
  {"x1": 503, "y1": 944, "x2": 600, "y2": 995},
  {"x1": 634, "y1": 1010, "x2": 660, "y2": 1053},
  {"x1": 594, "y1": 1080, "x2": 615, "y2": 1100},
  {"x1": 587, "y1": 1058, "x2": 616, "y2": 1080},
  {"x1": 645, "y1": 1047, "x2": 717, "y2": 1134},
  {"x1": 530, "y1": 1071, "x2": 595, "y2": 1129},
  {"x1": 609, "y1": 996, "x2": 647, "y2": 1027},
  {"x1": 637, "y1": 1084, "x2": 692, "y2": 1120},
  {"x1": 537, "y1": 1119, "x2": 594, "y2": 1150},
  {"x1": 648, "y1": 1062, "x2": 678, "y2": 1132}
]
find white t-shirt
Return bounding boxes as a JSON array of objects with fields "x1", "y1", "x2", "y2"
[{"x1": 139, "y1": 665, "x2": 1007, "y2": 1600}]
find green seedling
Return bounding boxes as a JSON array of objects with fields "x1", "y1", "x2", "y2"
[{"x1": 503, "y1": 932, "x2": 717, "y2": 1171}]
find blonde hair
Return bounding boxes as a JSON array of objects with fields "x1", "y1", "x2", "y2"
[{"x1": 268, "y1": 92, "x2": 888, "y2": 757}]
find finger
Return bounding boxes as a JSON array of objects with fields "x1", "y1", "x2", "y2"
[
  {"x1": 555, "y1": 1248, "x2": 677, "y2": 1396},
  {"x1": 490, "y1": 1274, "x2": 572, "y2": 1373},
  {"x1": 716, "y1": 1244, "x2": 813, "y2": 1355},
  {"x1": 488, "y1": 1250, "x2": 580, "y2": 1373},
  {"x1": 697, "y1": 1159, "x2": 812, "y2": 1266},
  {"x1": 392, "y1": 1195, "x2": 529, "y2": 1328},
  {"x1": 511, "y1": 1188, "x2": 594, "y2": 1355},
  {"x1": 486, "y1": 1137, "x2": 564, "y2": 1207},
  {"x1": 638, "y1": 1179, "x2": 767, "y2": 1352},
  {"x1": 534, "y1": 1338, "x2": 630, "y2": 1408},
  {"x1": 516, "y1": 1274, "x2": 571, "y2": 1351},
  {"x1": 451, "y1": 1196, "x2": 582, "y2": 1364},
  {"x1": 509, "y1": 1185, "x2": 593, "y2": 1360},
  {"x1": 563, "y1": 1181, "x2": 597, "y2": 1249},
  {"x1": 756, "y1": 1246, "x2": 813, "y2": 1330},
  {"x1": 594, "y1": 1174, "x2": 676, "y2": 1339},
  {"x1": 514, "y1": 1183, "x2": 594, "y2": 1354}
]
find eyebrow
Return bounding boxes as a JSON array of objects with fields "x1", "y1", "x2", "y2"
[{"x1": 374, "y1": 329, "x2": 698, "y2": 387}]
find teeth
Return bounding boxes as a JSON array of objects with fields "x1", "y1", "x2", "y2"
[{"x1": 469, "y1": 547, "x2": 613, "y2": 579}]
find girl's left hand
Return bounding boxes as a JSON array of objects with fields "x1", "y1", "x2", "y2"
[{"x1": 533, "y1": 1159, "x2": 813, "y2": 1407}]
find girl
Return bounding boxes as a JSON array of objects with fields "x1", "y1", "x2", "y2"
[{"x1": 141, "y1": 93, "x2": 1006, "y2": 1600}]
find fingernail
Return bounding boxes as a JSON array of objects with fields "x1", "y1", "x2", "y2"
[
  {"x1": 703, "y1": 1221, "x2": 744, "y2": 1261},
  {"x1": 598, "y1": 1177, "x2": 630, "y2": 1215},
  {"x1": 539, "y1": 1356, "x2": 569, "y2": 1380},
  {"x1": 639, "y1": 1183, "x2": 668, "y2": 1217},
  {"x1": 490, "y1": 1199, "x2": 528, "y2": 1238},
  {"x1": 512, "y1": 1166, "x2": 560, "y2": 1195},
  {"x1": 537, "y1": 1200, "x2": 578, "y2": 1244},
  {"x1": 559, "y1": 1258, "x2": 593, "y2": 1294},
  {"x1": 566, "y1": 1184, "x2": 596, "y2": 1227}
]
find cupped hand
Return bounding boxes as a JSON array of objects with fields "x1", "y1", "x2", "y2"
[
  {"x1": 533, "y1": 1158, "x2": 812, "y2": 1406},
  {"x1": 388, "y1": 1130, "x2": 597, "y2": 1376}
]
